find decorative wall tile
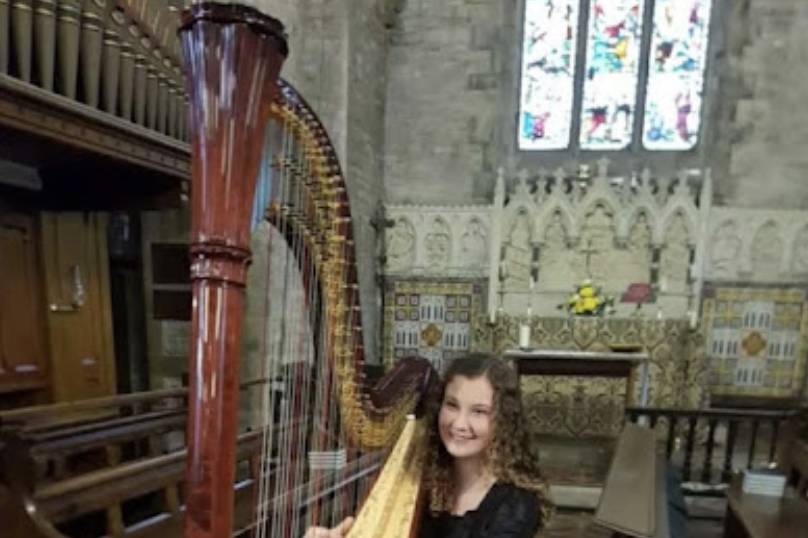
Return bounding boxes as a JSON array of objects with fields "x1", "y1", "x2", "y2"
[
  {"x1": 383, "y1": 280, "x2": 486, "y2": 373},
  {"x1": 702, "y1": 285, "x2": 808, "y2": 399}
]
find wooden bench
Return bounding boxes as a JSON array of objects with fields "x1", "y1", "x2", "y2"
[
  {"x1": 1, "y1": 430, "x2": 262, "y2": 538},
  {"x1": 783, "y1": 438, "x2": 808, "y2": 497},
  {"x1": 723, "y1": 436, "x2": 808, "y2": 538},
  {"x1": 0, "y1": 380, "x2": 267, "y2": 482},
  {"x1": 1, "y1": 389, "x2": 188, "y2": 482},
  {"x1": 0, "y1": 388, "x2": 187, "y2": 432},
  {"x1": 593, "y1": 423, "x2": 672, "y2": 538}
]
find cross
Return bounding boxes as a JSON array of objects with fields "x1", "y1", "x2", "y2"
[{"x1": 580, "y1": 238, "x2": 600, "y2": 278}]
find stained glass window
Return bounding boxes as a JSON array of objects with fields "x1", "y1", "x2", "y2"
[
  {"x1": 643, "y1": 0, "x2": 712, "y2": 150},
  {"x1": 518, "y1": 0, "x2": 580, "y2": 150},
  {"x1": 580, "y1": 0, "x2": 646, "y2": 150},
  {"x1": 517, "y1": 0, "x2": 713, "y2": 152}
]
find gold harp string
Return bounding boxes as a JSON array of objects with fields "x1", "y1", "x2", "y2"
[{"x1": 253, "y1": 81, "x2": 426, "y2": 537}]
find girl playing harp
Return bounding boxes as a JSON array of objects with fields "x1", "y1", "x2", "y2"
[{"x1": 306, "y1": 354, "x2": 554, "y2": 538}]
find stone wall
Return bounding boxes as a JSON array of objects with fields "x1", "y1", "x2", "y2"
[
  {"x1": 714, "y1": 0, "x2": 808, "y2": 208},
  {"x1": 198, "y1": 0, "x2": 392, "y2": 362},
  {"x1": 384, "y1": 0, "x2": 502, "y2": 204},
  {"x1": 344, "y1": 0, "x2": 395, "y2": 362},
  {"x1": 382, "y1": 0, "x2": 808, "y2": 210}
]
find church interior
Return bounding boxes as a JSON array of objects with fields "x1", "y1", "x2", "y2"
[{"x1": 1, "y1": 0, "x2": 807, "y2": 537}]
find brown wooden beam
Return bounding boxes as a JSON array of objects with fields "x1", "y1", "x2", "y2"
[{"x1": 0, "y1": 74, "x2": 189, "y2": 181}]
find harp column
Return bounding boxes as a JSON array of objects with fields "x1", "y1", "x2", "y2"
[{"x1": 178, "y1": 4, "x2": 288, "y2": 538}]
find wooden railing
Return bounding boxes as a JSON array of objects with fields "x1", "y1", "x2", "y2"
[
  {"x1": 1, "y1": 0, "x2": 187, "y2": 141},
  {"x1": 626, "y1": 406, "x2": 804, "y2": 492}
]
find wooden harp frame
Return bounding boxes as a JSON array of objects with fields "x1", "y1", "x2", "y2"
[{"x1": 179, "y1": 4, "x2": 435, "y2": 538}]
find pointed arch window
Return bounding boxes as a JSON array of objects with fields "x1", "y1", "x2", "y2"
[{"x1": 518, "y1": 0, "x2": 713, "y2": 152}]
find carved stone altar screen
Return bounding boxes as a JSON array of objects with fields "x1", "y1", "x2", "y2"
[
  {"x1": 379, "y1": 162, "x2": 808, "y2": 421},
  {"x1": 490, "y1": 163, "x2": 707, "y2": 319}
]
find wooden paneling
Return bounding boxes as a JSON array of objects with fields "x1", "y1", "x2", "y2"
[
  {"x1": 0, "y1": 212, "x2": 49, "y2": 394},
  {"x1": 40, "y1": 213, "x2": 116, "y2": 402}
]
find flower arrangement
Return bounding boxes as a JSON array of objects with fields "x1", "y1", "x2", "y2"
[{"x1": 559, "y1": 279, "x2": 615, "y2": 316}]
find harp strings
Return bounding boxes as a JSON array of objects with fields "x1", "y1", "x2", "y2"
[{"x1": 249, "y1": 89, "x2": 382, "y2": 538}]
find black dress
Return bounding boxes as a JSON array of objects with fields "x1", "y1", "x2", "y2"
[{"x1": 419, "y1": 483, "x2": 540, "y2": 538}]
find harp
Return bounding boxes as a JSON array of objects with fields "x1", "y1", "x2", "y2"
[{"x1": 179, "y1": 3, "x2": 435, "y2": 538}]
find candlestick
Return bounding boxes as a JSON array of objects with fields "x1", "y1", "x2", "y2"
[
  {"x1": 688, "y1": 309, "x2": 698, "y2": 330},
  {"x1": 519, "y1": 324, "x2": 531, "y2": 349}
]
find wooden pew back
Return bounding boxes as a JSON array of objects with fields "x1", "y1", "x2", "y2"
[
  {"x1": 2, "y1": 430, "x2": 261, "y2": 538},
  {"x1": 1, "y1": 389, "x2": 188, "y2": 483}
]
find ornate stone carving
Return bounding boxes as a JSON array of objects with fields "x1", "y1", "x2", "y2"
[
  {"x1": 505, "y1": 166, "x2": 705, "y2": 316},
  {"x1": 424, "y1": 217, "x2": 451, "y2": 273},
  {"x1": 501, "y1": 210, "x2": 532, "y2": 290},
  {"x1": 793, "y1": 224, "x2": 808, "y2": 274},
  {"x1": 385, "y1": 217, "x2": 416, "y2": 272},
  {"x1": 384, "y1": 165, "x2": 718, "y2": 318},
  {"x1": 538, "y1": 211, "x2": 573, "y2": 292},
  {"x1": 620, "y1": 213, "x2": 652, "y2": 289},
  {"x1": 706, "y1": 208, "x2": 808, "y2": 282},
  {"x1": 383, "y1": 205, "x2": 491, "y2": 277},
  {"x1": 709, "y1": 221, "x2": 742, "y2": 278},
  {"x1": 576, "y1": 203, "x2": 616, "y2": 285},
  {"x1": 459, "y1": 217, "x2": 488, "y2": 269},
  {"x1": 660, "y1": 213, "x2": 691, "y2": 295},
  {"x1": 751, "y1": 221, "x2": 783, "y2": 281}
]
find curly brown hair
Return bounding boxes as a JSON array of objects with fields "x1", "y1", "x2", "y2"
[{"x1": 424, "y1": 353, "x2": 554, "y2": 531}]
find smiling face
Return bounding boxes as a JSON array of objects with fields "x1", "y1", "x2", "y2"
[{"x1": 438, "y1": 374, "x2": 495, "y2": 462}]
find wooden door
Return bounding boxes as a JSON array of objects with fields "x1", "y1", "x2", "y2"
[
  {"x1": 0, "y1": 213, "x2": 49, "y2": 394},
  {"x1": 40, "y1": 213, "x2": 116, "y2": 401}
]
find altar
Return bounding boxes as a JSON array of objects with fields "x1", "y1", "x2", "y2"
[
  {"x1": 487, "y1": 315, "x2": 706, "y2": 437},
  {"x1": 504, "y1": 348, "x2": 651, "y2": 408}
]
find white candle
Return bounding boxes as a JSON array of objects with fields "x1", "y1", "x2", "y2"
[
  {"x1": 519, "y1": 324, "x2": 531, "y2": 349},
  {"x1": 688, "y1": 309, "x2": 698, "y2": 330}
]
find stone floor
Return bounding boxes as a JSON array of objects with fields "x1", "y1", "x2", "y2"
[{"x1": 541, "y1": 501, "x2": 724, "y2": 538}]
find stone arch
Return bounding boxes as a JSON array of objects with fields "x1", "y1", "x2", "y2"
[{"x1": 661, "y1": 205, "x2": 697, "y2": 247}]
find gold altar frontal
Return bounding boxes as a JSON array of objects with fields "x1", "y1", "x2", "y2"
[
  {"x1": 504, "y1": 348, "x2": 651, "y2": 408},
  {"x1": 480, "y1": 316, "x2": 709, "y2": 438}
]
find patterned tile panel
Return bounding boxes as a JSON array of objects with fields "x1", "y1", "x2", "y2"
[{"x1": 702, "y1": 285, "x2": 808, "y2": 399}]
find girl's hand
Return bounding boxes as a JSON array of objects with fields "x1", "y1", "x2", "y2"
[{"x1": 303, "y1": 516, "x2": 355, "y2": 538}]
